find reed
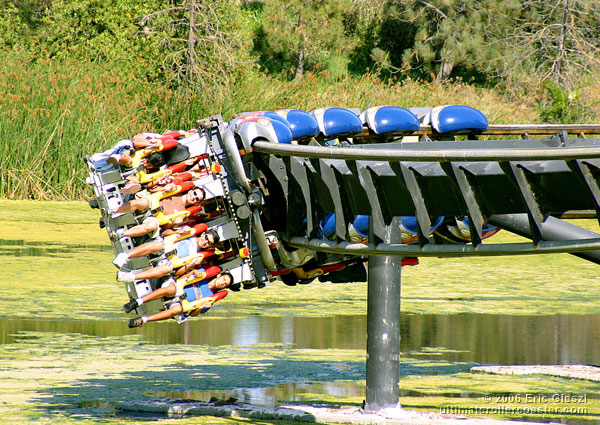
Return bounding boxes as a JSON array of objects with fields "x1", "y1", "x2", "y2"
[
  {"x1": 1, "y1": 52, "x2": 595, "y2": 200},
  {"x1": 0, "y1": 54, "x2": 181, "y2": 199}
]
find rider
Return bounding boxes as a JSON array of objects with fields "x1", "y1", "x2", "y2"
[
  {"x1": 126, "y1": 269, "x2": 233, "y2": 327},
  {"x1": 114, "y1": 223, "x2": 217, "y2": 263}
]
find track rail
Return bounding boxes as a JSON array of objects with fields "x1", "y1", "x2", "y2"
[
  {"x1": 250, "y1": 136, "x2": 600, "y2": 259},
  {"x1": 253, "y1": 141, "x2": 600, "y2": 161},
  {"x1": 287, "y1": 236, "x2": 600, "y2": 257}
]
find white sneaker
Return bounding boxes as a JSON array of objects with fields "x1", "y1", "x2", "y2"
[
  {"x1": 112, "y1": 252, "x2": 129, "y2": 268},
  {"x1": 117, "y1": 271, "x2": 136, "y2": 283}
]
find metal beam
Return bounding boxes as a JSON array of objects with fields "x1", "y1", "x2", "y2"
[
  {"x1": 365, "y1": 255, "x2": 402, "y2": 411},
  {"x1": 481, "y1": 124, "x2": 600, "y2": 136},
  {"x1": 286, "y1": 236, "x2": 600, "y2": 257},
  {"x1": 489, "y1": 214, "x2": 600, "y2": 265},
  {"x1": 253, "y1": 142, "x2": 600, "y2": 162},
  {"x1": 321, "y1": 124, "x2": 600, "y2": 140}
]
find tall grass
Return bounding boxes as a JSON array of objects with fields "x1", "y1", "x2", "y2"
[
  {"x1": 0, "y1": 53, "x2": 191, "y2": 199},
  {"x1": 1, "y1": 52, "x2": 598, "y2": 200}
]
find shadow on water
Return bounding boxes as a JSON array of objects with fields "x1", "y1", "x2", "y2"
[
  {"x1": 3, "y1": 313, "x2": 600, "y2": 365},
  {"x1": 33, "y1": 357, "x2": 470, "y2": 408},
  {"x1": 152, "y1": 381, "x2": 367, "y2": 407},
  {"x1": 9, "y1": 314, "x2": 600, "y2": 425},
  {"x1": 33, "y1": 360, "x2": 364, "y2": 422},
  {"x1": 32, "y1": 357, "x2": 599, "y2": 425}
]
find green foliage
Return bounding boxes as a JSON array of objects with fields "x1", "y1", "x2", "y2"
[
  {"x1": 345, "y1": 0, "x2": 416, "y2": 77},
  {"x1": 1, "y1": 0, "x2": 599, "y2": 199},
  {"x1": 255, "y1": 0, "x2": 358, "y2": 80},
  {"x1": 0, "y1": 1, "x2": 28, "y2": 49},
  {"x1": 395, "y1": 0, "x2": 495, "y2": 82},
  {"x1": 0, "y1": 51, "x2": 210, "y2": 199},
  {"x1": 538, "y1": 80, "x2": 587, "y2": 124},
  {"x1": 34, "y1": 0, "x2": 162, "y2": 62}
]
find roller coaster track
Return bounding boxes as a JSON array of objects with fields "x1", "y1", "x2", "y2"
[
  {"x1": 250, "y1": 138, "x2": 600, "y2": 258},
  {"x1": 87, "y1": 106, "x2": 600, "y2": 291},
  {"x1": 85, "y1": 108, "x2": 600, "y2": 412}
]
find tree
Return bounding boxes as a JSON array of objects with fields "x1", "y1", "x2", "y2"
[
  {"x1": 491, "y1": 0, "x2": 600, "y2": 91},
  {"x1": 34, "y1": 0, "x2": 163, "y2": 62},
  {"x1": 140, "y1": 0, "x2": 252, "y2": 91},
  {"x1": 0, "y1": 1, "x2": 27, "y2": 50},
  {"x1": 345, "y1": 0, "x2": 416, "y2": 76},
  {"x1": 393, "y1": 0, "x2": 496, "y2": 83},
  {"x1": 256, "y1": 0, "x2": 357, "y2": 80}
]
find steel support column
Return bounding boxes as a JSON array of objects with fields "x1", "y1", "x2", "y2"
[{"x1": 365, "y1": 218, "x2": 403, "y2": 411}]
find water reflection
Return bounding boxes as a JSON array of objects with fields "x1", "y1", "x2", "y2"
[
  {"x1": 2, "y1": 313, "x2": 600, "y2": 365},
  {"x1": 0, "y1": 239, "x2": 111, "y2": 256},
  {"x1": 153, "y1": 381, "x2": 364, "y2": 407}
]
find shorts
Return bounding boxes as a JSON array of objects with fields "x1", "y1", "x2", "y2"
[{"x1": 157, "y1": 256, "x2": 173, "y2": 272}]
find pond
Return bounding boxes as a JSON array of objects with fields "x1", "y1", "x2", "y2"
[
  {"x1": 1, "y1": 200, "x2": 599, "y2": 425},
  {"x1": 2, "y1": 313, "x2": 600, "y2": 365}
]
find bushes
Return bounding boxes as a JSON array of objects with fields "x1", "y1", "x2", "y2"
[
  {"x1": 0, "y1": 53, "x2": 183, "y2": 199},
  {"x1": 0, "y1": 49, "x2": 543, "y2": 200},
  {"x1": 2, "y1": 1, "x2": 599, "y2": 200}
]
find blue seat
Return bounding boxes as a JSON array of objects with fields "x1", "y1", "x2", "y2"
[
  {"x1": 398, "y1": 216, "x2": 445, "y2": 243},
  {"x1": 310, "y1": 107, "x2": 364, "y2": 138},
  {"x1": 322, "y1": 214, "x2": 444, "y2": 244},
  {"x1": 275, "y1": 109, "x2": 319, "y2": 139},
  {"x1": 429, "y1": 105, "x2": 488, "y2": 134},
  {"x1": 438, "y1": 216, "x2": 500, "y2": 243},
  {"x1": 263, "y1": 116, "x2": 294, "y2": 144},
  {"x1": 361, "y1": 106, "x2": 420, "y2": 135},
  {"x1": 262, "y1": 111, "x2": 293, "y2": 129},
  {"x1": 234, "y1": 115, "x2": 293, "y2": 144},
  {"x1": 319, "y1": 213, "x2": 336, "y2": 240}
]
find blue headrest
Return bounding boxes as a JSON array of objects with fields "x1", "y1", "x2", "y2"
[
  {"x1": 361, "y1": 106, "x2": 420, "y2": 135},
  {"x1": 347, "y1": 215, "x2": 444, "y2": 244},
  {"x1": 275, "y1": 109, "x2": 319, "y2": 139},
  {"x1": 459, "y1": 216, "x2": 498, "y2": 232},
  {"x1": 262, "y1": 111, "x2": 292, "y2": 128},
  {"x1": 400, "y1": 216, "x2": 445, "y2": 244},
  {"x1": 351, "y1": 215, "x2": 369, "y2": 236},
  {"x1": 236, "y1": 111, "x2": 292, "y2": 129},
  {"x1": 319, "y1": 213, "x2": 336, "y2": 239},
  {"x1": 311, "y1": 107, "x2": 364, "y2": 137},
  {"x1": 348, "y1": 215, "x2": 369, "y2": 243},
  {"x1": 234, "y1": 115, "x2": 293, "y2": 144},
  {"x1": 401, "y1": 216, "x2": 445, "y2": 233},
  {"x1": 268, "y1": 118, "x2": 293, "y2": 144},
  {"x1": 430, "y1": 105, "x2": 488, "y2": 134}
]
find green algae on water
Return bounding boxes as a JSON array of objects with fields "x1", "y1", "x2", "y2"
[{"x1": 1, "y1": 200, "x2": 600, "y2": 424}]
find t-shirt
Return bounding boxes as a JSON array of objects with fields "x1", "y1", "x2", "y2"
[
  {"x1": 160, "y1": 194, "x2": 186, "y2": 215},
  {"x1": 174, "y1": 236, "x2": 198, "y2": 258},
  {"x1": 183, "y1": 279, "x2": 213, "y2": 302}
]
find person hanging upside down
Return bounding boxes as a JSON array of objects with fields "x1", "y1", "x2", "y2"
[
  {"x1": 109, "y1": 183, "x2": 206, "y2": 241},
  {"x1": 109, "y1": 169, "x2": 212, "y2": 240},
  {"x1": 125, "y1": 268, "x2": 233, "y2": 328},
  {"x1": 114, "y1": 226, "x2": 222, "y2": 281},
  {"x1": 112, "y1": 181, "x2": 204, "y2": 216},
  {"x1": 107, "y1": 133, "x2": 179, "y2": 168}
]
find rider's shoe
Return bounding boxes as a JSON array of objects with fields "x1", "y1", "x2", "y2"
[
  {"x1": 123, "y1": 299, "x2": 139, "y2": 313},
  {"x1": 128, "y1": 317, "x2": 144, "y2": 328}
]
